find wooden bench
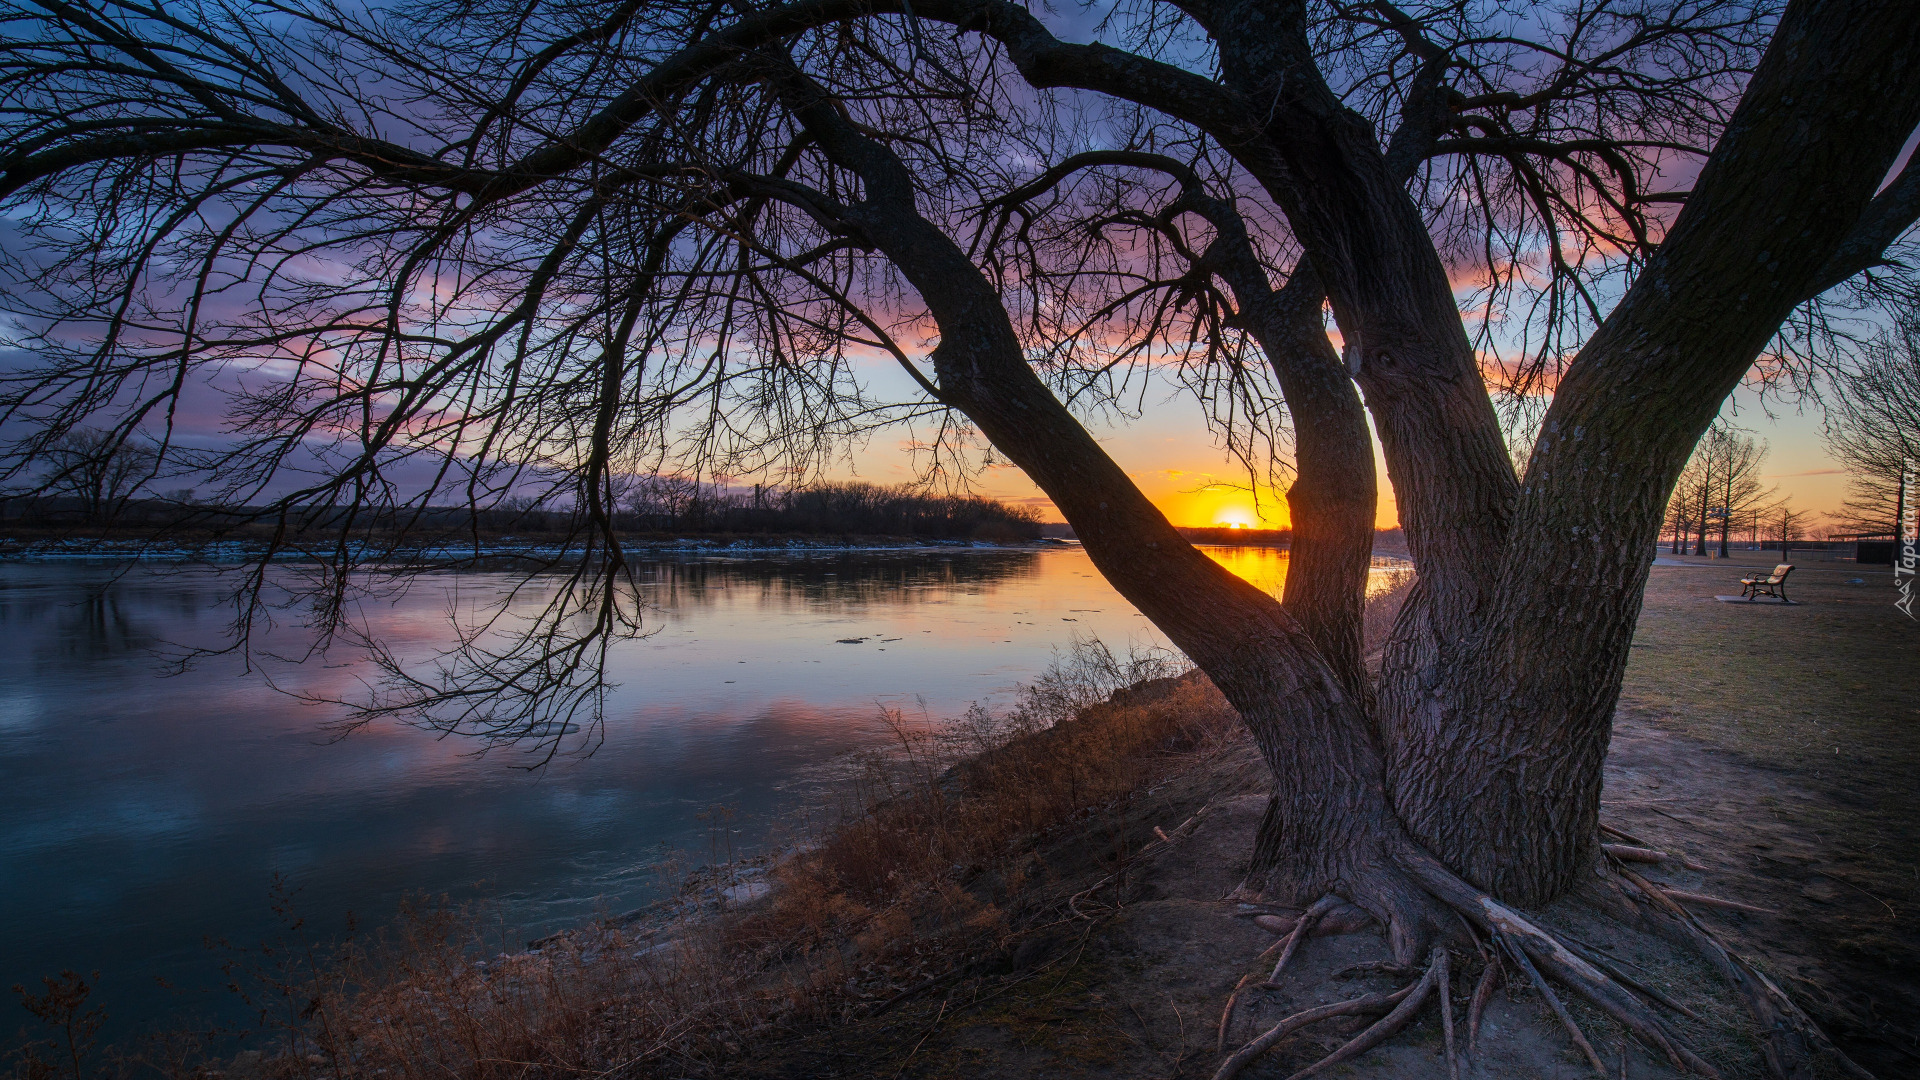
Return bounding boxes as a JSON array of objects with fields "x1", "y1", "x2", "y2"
[{"x1": 1739, "y1": 563, "x2": 1793, "y2": 601}]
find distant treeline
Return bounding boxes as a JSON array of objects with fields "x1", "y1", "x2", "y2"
[
  {"x1": 1177, "y1": 526, "x2": 1292, "y2": 547},
  {"x1": 1167, "y1": 526, "x2": 1410, "y2": 553},
  {"x1": 617, "y1": 478, "x2": 1042, "y2": 540},
  {"x1": 0, "y1": 480, "x2": 1044, "y2": 542}
]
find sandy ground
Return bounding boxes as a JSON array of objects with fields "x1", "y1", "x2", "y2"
[{"x1": 739, "y1": 551, "x2": 1920, "y2": 1079}]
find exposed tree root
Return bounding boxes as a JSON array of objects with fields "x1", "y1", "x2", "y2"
[
  {"x1": 1217, "y1": 972, "x2": 1261, "y2": 1053},
  {"x1": 1209, "y1": 836, "x2": 1865, "y2": 1080},
  {"x1": 1467, "y1": 940, "x2": 1500, "y2": 1056},
  {"x1": 1435, "y1": 945, "x2": 1459, "y2": 1080},
  {"x1": 1658, "y1": 889, "x2": 1776, "y2": 916},
  {"x1": 1499, "y1": 924, "x2": 1609, "y2": 1078},
  {"x1": 1330, "y1": 959, "x2": 1416, "y2": 979},
  {"x1": 1209, "y1": 949, "x2": 1439, "y2": 1080},
  {"x1": 1280, "y1": 947, "x2": 1445, "y2": 1080},
  {"x1": 1559, "y1": 933, "x2": 1702, "y2": 1021},
  {"x1": 1603, "y1": 842, "x2": 1709, "y2": 872},
  {"x1": 1265, "y1": 895, "x2": 1342, "y2": 980},
  {"x1": 1601, "y1": 822, "x2": 1652, "y2": 846},
  {"x1": 1404, "y1": 845, "x2": 1726, "y2": 1078},
  {"x1": 1251, "y1": 902, "x2": 1373, "y2": 941}
]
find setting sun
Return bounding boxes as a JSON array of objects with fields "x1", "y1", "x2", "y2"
[{"x1": 1213, "y1": 506, "x2": 1259, "y2": 529}]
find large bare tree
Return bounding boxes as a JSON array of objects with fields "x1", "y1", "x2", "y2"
[{"x1": 4, "y1": 0, "x2": 1919, "y2": 1074}]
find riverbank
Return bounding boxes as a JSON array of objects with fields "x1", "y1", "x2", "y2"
[{"x1": 698, "y1": 556, "x2": 1919, "y2": 1078}]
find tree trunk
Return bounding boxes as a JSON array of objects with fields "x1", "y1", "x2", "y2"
[
  {"x1": 1187, "y1": 206, "x2": 1376, "y2": 700},
  {"x1": 1719, "y1": 473, "x2": 1733, "y2": 559},
  {"x1": 1383, "y1": 0, "x2": 1920, "y2": 903},
  {"x1": 1694, "y1": 465, "x2": 1711, "y2": 556}
]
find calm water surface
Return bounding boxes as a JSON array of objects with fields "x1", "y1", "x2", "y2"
[{"x1": 0, "y1": 546, "x2": 1300, "y2": 1036}]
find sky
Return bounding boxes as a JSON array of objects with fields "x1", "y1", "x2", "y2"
[
  {"x1": 1, "y1": 0, "x2": 1890, "y2": 534},
  {"x1": 834, "y1": 351, "x2": 1856, "y2": 531}
]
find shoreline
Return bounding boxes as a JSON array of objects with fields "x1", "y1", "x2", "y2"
[{"x1": 0, "y1": 534, "x2": 1083, "y2": 563}]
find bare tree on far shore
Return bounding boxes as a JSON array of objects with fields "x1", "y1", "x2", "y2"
[
  {"x1": 41, "y1": 428, "x2": 158, "y2": 524},
  {"x1": 1772, "y1": 501, "x2": 1810, "y2": 559},
  {"x1": 1664, "y1": 426, "x2": 1776, "y2": 555},
  {"x1": 1827, "y1": 319, "x2": 1920, "y2": 535}
]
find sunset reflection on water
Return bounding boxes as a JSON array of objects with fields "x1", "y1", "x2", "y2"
[{"x1": 0, "y1": 543, "x2": 1395, "y2": 1037}]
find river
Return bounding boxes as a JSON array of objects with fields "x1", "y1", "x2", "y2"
[{"x1": 0, "y1": 545, "x2": 1317, "y2": 1038}]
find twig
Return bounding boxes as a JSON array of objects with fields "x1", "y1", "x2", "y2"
[
  {"x1": 890, "y1": 994, "x2": 949, "y2": 1079},
  {"x1": 1818, "y1": 870, "x2": 1899, "y2": 919}
]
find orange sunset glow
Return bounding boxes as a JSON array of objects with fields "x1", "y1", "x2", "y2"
[{"x1": 906, "y1": 376, "x2": 1853, "y2": 530}]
